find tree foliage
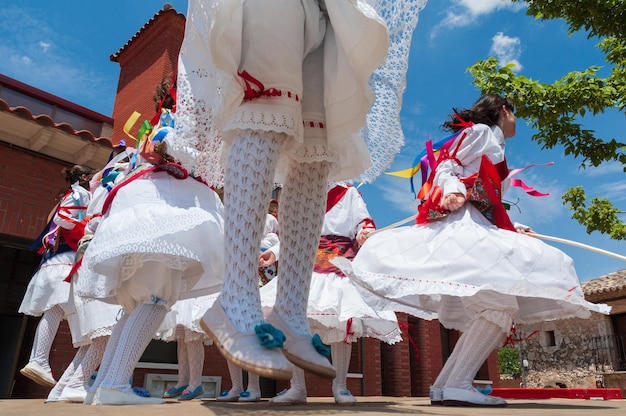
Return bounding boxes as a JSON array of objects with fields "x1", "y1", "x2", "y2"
[
  {"x1": 468, "y1": 0, "x2": 626, "y2": 240},
  {"x1": 498, "y1": 345, "x2": 522, "y2": 375}
]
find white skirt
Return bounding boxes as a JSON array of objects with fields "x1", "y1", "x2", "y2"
[
  {"x1": 175, "y1": 0, "x2": 389, "y2": 186},
  {"x1": 76, "y1": 171, "x2": 225, "y2": 311},
  {"x1": 260, "y1": 272, "x2": 402, "y2": 345},
  {"x1": 19, "y1": 251, "x2": 74, "y2": 316},
  {"x1": 156, "y1": 294, "x2": 218, "y2": 343},
  {"x1": 334, "y1": 205, "x2": 611, "y2": 332}
]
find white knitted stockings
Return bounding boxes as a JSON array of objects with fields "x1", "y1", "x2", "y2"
[
  {"x1": 219, "y1": 131, "x2": 283, "y2": 333},
  {"x1": 331, "y1": 342, "x2": 352, "y2": 394},
  {"x1": 30, "y1": 304, "x2": 64, "y2": 372},
  {"x1": 273, "y1": 160, "x2": 330, "y2": 337},
  {"x1": 99, "y1": 304, "x2": 167, "y2": 392},
  {"x1": 444, "y1": 317, "x2": 507, "y2": 390}
]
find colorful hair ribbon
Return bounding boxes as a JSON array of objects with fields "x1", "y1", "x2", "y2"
[{"x1": 385, "y1": 132, "x2": 462, "y2": 196}]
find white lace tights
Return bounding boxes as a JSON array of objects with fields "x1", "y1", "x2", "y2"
[
  {"x1": 219, "y1": 131, "x2": 283, "y2": 333},
  {"x1": 273, "y1": 160, "x2": 329, "y2": 336},
  {"x1": 444, "y1": 317, "x2": 507, "y2": 390},
  {"x1": 30, "y1": 304, "x2": 64, "y2": 372},
  {"x1": 99, "y1": 304, "x2": 167, "y2": 392}
]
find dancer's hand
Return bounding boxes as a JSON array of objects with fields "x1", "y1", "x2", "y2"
[
  {"x1": 258, "y1": 250, "x2": 276, "y2": 267},
  {"x1": 515, "y1": 223, "x2": 534, "y2": 234},
  {"x1": 356, "y1": 228, "x2": 374, "y2": 246},
  {"x1": 441, "y1": 192, "x2": 466, "y2": 211}
]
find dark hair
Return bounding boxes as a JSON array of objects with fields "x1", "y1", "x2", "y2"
[
  {"x1": 443, "y1": 94, "x2": 515, "y2": 133},
  {"x1": 153, "y1": 75, "x2": 177, "y2": 111},
  {"x1": 62, "y1": 165, "x2": 95, "y2": 189}
]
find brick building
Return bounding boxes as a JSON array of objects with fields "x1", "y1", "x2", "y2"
[{"x1": 1, "y1": 4, "x2": 500, "y2": 400}]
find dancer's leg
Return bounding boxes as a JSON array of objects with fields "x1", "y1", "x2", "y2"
[
  {"x1": 88, "y1": 313, "x2": 127, "y2": 393},
  {"x1": 92, "y1": 303, "x2": 167, "y2": 405},
  {"x1": 430, "y1": 330, "x2": 469, "y2": 404},
  {"x1": 331, "y1": 342, "x2": 356, "y2": 405},
  {"x1": 21, "y1": 305, "x2": 64, "y2": 387},
  {"x1": 178, "y1": 337, "x2": 204, "y2": 400},
  {"x1": 267, "y1": 160, "x2": 335, "y2": 378},
  {"x1": 175, "y1": 327, "x2": 190, "y2": 388},
  {"x1": 442, "y1": 316, "x2": 509, "y2": 406},
  {"x1": 30, "y1": 305, "x2": 64, "y2": 371},
  {"x1": 47, "y1": 345, "x2": 87, "y2": 401},
  {"x1": 218, "y1": 132, "x2": 283, "y2": 332},
  {"x1": 269, "y1": 366, "x2": 307, "y2": 405},
  {"x1": 240, "y1": 371, "x2": 261, "y2": 401},
  {"x1": 201, "y1": 133, "x2": 292, "y2": 380},
  {"x1": 66, "y1": 336, "x2": 107, "y2": 390},
  {"x1": 217, "y1": 361, "x2": 244, "y2": 401}
]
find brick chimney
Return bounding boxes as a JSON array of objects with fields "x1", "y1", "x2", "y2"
[{"x1": 109, "y1": 4, "x2": 185, "y2": 147}]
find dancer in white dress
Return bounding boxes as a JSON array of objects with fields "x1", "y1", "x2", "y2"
[
  {"x1": 19, "y1": 165, "x2": 93, "y2": 388},
  {"x1": 171, "y1": 0, "x2": 427, "y2": 381},
  {"x1": 261, "y1": 182, "x2": 402, "y2": 405},
  {"x1": 47, "y1": 148, "x2": 132, "y2": 403},
  {"x1": 335, "y1": 94, "x2": 611, "y2": 407},
  {"x1": 75, "y1": 105, "x2": 226, "y2": 405}
]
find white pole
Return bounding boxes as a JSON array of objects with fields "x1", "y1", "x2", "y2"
[{"x1": 528, "y1": 232, "x2": 626, "y2": 262}]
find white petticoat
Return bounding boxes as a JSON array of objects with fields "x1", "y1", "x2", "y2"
[
  {"x1": 18, "y1": 251, "x2": 74, "y2": 317},
  {"x1": 334, "y1": 205, "x2": 611, "y2": 332},
  {"x1": 75, "y1": 171, "x2": 225, "y2": 311},
  {"x1": 67, "y1": 268, "x2": 122, "y2": 347},
  {"x1": 156, "y1": 294, "x2": 218, "y2": 344},
  {"x1": 260, "y1": 272, "x2": 402, "y2": 345}
]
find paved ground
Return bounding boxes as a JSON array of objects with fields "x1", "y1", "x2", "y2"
[{"x1": 3, "y1": 396, "x2": 626, "y2": 416}]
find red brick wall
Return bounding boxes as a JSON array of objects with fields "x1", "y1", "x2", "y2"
[
  {"x1": 0, "y1": 142, "x2": 70, "y2": 240},
  {"x1": 110, "y1": 10, "x2": 185, "y2": 146},
  {"x1": 380, "y1": 313, "x2": 412, "y2": 396},
  {"x1": 409, "y1": 317, "x2": 444, "y2": 397}
]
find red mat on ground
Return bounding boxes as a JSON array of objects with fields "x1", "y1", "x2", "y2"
[{"x1": 491, "y1": 388, "x2": 622, "y2": 400}]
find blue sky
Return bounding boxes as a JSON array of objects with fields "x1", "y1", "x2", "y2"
[{"x1": 0, "y1": 1, "x2": 624, "y2": 282}]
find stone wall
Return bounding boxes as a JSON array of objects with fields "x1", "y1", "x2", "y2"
[{"x1": 516, "y1": 312, "x2": 614, "y2": 388}]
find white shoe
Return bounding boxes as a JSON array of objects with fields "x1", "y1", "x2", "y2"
[
  {"x1": 442, "y1": 386, "x2": 507, "y2": 407},
  {"x1": 59, "y1": 385, "x2": 87, "y2": 403},
  {"x1": 20, "y1": 361, "x2": 56, "y2": 387},
  {"x1": 266, "y1": 311, "x2": 336, "y2": 379},
  {"x1": 83, "y1": 390, "x2": 95, "y2": 405},
  {"x1": 46, "y1": 386, "x2": 63, "y2": 403},
  {"x1": 200, "y1": 301, "x2": 292, "y2": 380},
  {"x1": 429, "y1": 386, "x2": 443, "y2": 405},
  {"x1": 238, "y1": 390, "x2": 261, "y2": 402},
  {"x1": 269, "y1": 388, "x2": 307, "y2": 405},
  {"x1": 92, "y1": 388, "x2": 165, "y2": 405},
  {"x1": 334, "y1": 389, "x2": 357, "y2": 406},
  {"x1": 216, "y1": 389, "x2": 242, "y2": 402}
]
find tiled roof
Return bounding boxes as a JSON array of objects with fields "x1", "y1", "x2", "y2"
[
  {"x1": 582, "y1": 268, "x2": 626, "y2": 300},
  {"x1": 0, "y1": 98, "x2": 113, "y2": 147},
  {"x1": 110, "y1": 4, "x2": 185, "y2": 61}
]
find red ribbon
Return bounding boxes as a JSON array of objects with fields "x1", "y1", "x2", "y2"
[
  {"x1": 398, "y1": 321, "x2": 420, "y2": 363},
  {"x1": 504, "y1": 323, "x2": 538, "y2": 348},
  {"x1": 343, "y1": 318, "x2": 355, "y2": 343},
  {"x1": 450, "y1": 113, "x2": 474, "y2": 129},
  {"x1": 237, "y1": 70, "x2": 298, "y2": 101}
]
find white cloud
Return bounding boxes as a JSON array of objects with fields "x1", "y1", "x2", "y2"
[
  {"x1": 457, "y1": 0, "x2": 525, "y2": 17},
  {"x1": 582, "y1": 161, "x2": 625, "y2": 177},
  {"x1": 431, "y1": 0, "x2": 525, "y2": 38},
  {"x1": 372, "y1": 174, "x2": 420, "y2": 216},
  {"x1": 39, "y1": 41, "x2": 51, "y2": 53},
  {"x1": 490, "y1": 32, "x2": 523, "y2": 72},
  {"x1": 506, "y1": 170, "x2": 568, "y2": 227},
  {"x1": 597, "y1": 181, "x2": 626, "y2": 203}
]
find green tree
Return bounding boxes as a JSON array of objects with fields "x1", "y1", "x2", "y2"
[
  {"x1": 468, "y1": 0, "x2": 626, "y2": 240},
  {"x1": 497, "y1": 345, "x2": 522, "y2": 375}
]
